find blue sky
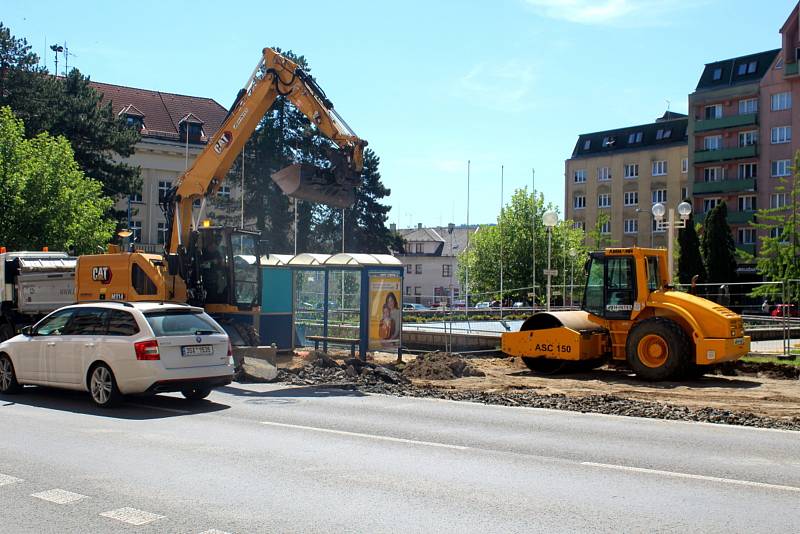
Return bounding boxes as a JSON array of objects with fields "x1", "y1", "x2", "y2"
[{"x1": 4, "y1": 0, "x2": 797, "y2": 228}]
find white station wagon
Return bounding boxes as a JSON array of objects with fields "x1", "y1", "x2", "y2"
[{"x1": 0, "y1": 301, "x2": 234, "y2": 407}]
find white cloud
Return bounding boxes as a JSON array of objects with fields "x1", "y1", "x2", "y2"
[
  {"x1": 523, "y1": 0, "x2": 690, "y2": 26},
  {"x1": 455, "y1": 60, "x2": 536, "y2": 112}
]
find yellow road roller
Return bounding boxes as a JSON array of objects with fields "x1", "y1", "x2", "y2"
[{"x1": 501, "y1": 247, "x2": 750, "y2": 380}]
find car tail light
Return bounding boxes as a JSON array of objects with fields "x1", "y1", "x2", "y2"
[{"x1": 135, "y1": 340, "x2": 160, "y2": 360}]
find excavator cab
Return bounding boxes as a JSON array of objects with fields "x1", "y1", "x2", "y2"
[{"x1": 187, "y1": 227, "x2": 260, "y2": 310}]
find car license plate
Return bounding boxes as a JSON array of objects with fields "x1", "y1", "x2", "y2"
[
  {"x1": 734, "y1": 338, "x2": 744, "y2": 346},
  {"x1": 182, "y1": 345, "x2": 213, "y2": 356}
]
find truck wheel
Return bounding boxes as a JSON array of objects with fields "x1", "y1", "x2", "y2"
[
  {"x1": 626, "y1": 317, "x2": 690, "y2": 381},
  {"x1": 522, "y1": 357, "x2": 566, "y2": 375}
]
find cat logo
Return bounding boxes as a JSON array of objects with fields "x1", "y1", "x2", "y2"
[
  {"x1": 213, "y1": 131, "x2": 233, "y2": 154},
  {"x1": 91, "y1": 266, "x2": 112, "y2": 284}
]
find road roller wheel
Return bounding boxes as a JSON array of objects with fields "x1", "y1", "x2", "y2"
[
  {"x1": 626, "y1": 317, "x2": 690, "y2": 381},
  {"x1": 522, "y1": 357, "x2": 567, "y2": 375}
]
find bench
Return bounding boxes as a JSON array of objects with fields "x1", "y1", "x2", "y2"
[{"x1": 306, "y1": 335, "x2": 360, "y2": 358}]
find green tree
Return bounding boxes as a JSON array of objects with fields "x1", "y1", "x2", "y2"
[
  {"x1": 586, "y1": 213, "x2": 615, "y2": 249},
  {"x1": 677, "y1": 215, "x2": 705, "y2": 285},
  {"x1": 745, "y1": 150, "x2": 800, "y2": 300},
  {"x1": 701, "y1": 200, "x2": 737, "y2": 284},
  {"x1": 458, "y1": 188, "x2": 585, "y2": 305},
  {"x1": 0, "y1": 23, "x2": 140, "y2": 208},
  {"x1": 0, "y1": 107, "x2": 115, "y2": 253}
]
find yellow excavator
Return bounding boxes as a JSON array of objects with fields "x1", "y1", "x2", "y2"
[
  {"x1": 75, "y1": 48, "x2": 366, "y2": 325},
  {"x1": 501, "y1": 247, "x2": 750, "y2": 380}
]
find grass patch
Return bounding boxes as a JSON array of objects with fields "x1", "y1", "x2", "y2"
[{"x1": 742, "y1": 355, "x2": 800, "y2": 367}]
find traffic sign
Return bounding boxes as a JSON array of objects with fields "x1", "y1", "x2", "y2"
[{"x1": 543, "y1": 269, "x2": 558, "y2": 276}]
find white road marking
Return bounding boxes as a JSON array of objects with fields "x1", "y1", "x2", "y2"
[
  {"x1": 31, "y1": 488, "x2": 87, "y2": 504},
  {"x1": 100, "y1": 507, "x2": 165, "y2": 525},
  {"x1": 198, "y1": 530, "x2": 232, "y2": 534},
  {"x1": 0, "y1": 473, "x2": 23, "y2": 486},
  {"x1": 260, "y1": 421, "x2": 470, "y2": 450},
  {"x1": 581, "y1": 462, "x2": 800, "y2": 493},
  {"x1": 127, "y1": 402, "x2": 190, "y2": 414}
]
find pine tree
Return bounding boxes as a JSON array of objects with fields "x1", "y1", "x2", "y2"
[
  {"x1": 677, "y1": 215, "x2": 706, "y2": 285},
  {"x1": 701, "y1": 200, "x2": 737, "y2": 284}
]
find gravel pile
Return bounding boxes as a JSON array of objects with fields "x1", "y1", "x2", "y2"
[
  {"x1": 401, "y1": 352, "x2": 485, "y2": 380},
  {"x1": 715, "y1": 360, "x2": 799, "y2": 380},
  {"x1": 274, "y1": 353, "x2": 408, "y2": 387}
]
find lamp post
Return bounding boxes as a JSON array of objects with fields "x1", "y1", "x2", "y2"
[
  {"x1": 652, "y1": 201, "x2": 692, "y2": 281},
  {"x1": 569, "y1": 247, "x2": 577, "y2": 307},
  {"x1": 542, "y1": 211, "x2": 558, "y2": 311},
  {"x1": 117, "y1": 228, "x2": 133, "y2": 253}
]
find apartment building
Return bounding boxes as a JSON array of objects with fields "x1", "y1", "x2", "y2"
[
  {"x1": 89, "y1": 81, "x2": 235, "y2": 251},
  {"x1": 565, "y1": 112, "x2": 689, "y2": 248},
  {"x1": 395, "y1": 224, "x2": 477, "y2": 306}
]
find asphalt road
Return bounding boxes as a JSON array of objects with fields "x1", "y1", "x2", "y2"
[{"x1": 1, "y1": 383, "x2": 799, "y2": 533}]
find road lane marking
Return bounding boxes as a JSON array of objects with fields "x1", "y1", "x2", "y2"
[
  {"x1": 198, "y1": 530, "x2": 232, "y2": 534},
  {"x1": 0, "y1": 473, "x2": 23, "y2": 486},
  {"x1": 260, "y1": 421, "x2": 470, "y2": 451},
  {"x1": 100, "y1": 507, "x2": 165, "y2": 525},
  {"x1": 31, "y1": 488, "x2": 87, "y2": 504},
  {"x1": 127, "y1": 402, "x2": 190, "y2": 414},
  {"x1": 581, "y1": 462, "x2": 800, "y2": 493}
]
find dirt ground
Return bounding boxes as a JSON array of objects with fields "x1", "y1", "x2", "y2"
[{"x1": 282, "y1": 350, "x2": 800, "y2": 421}]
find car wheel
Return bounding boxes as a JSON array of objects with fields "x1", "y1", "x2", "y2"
[
  {"x1": 0, "y1": 355, "x2": 22, "y2": 394},
  {"x1": 181, "y1": 387, "x2": 212, "y2": 401},
  {"x1": 89, "y1": 364, "x2": 122, "y2": 408}
]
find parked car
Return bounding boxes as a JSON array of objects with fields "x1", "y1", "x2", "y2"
[
  {"x1": 512, "y1": 301, "x2": 526, "y2": 308},
  {"x1": 771, "y1": 304, "x2": 800, "y2": 318},
  {"x1": 474, "y1": 301, "x2": 491, "y2": 309},
  {"x1": 403, "y1": 303, "x2": 430, "y2": 311},
  {"x1": 0, "y1": 301, "x2": 234, "y2": 407}
]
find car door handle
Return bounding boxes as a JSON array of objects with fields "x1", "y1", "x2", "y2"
[
  {"x1": 46, "y1": 342, "x2": 56, "y2": 346},
  {"x1": 85, "y1": 343, "x2": 96, "y2": 347}
]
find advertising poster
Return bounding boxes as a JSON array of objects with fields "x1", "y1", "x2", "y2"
[{"x1": 368, "y1": 273, "x2": 402, "y2": 350}]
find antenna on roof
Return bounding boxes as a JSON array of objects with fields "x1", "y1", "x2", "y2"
[{"x1": 665, "y1": 99, "x2": 671, "y2": 114}]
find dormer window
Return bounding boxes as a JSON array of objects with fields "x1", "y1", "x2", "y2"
[
  {"x1": 118, "y1": 104, "x2": 145, "y2": 131},
  {"x1": 602, "y1": 136, "x2": 616, "y2": 148},
  {"x1": 712, "y1": 67, "x2": 722, "y2": 80},
  {"x1": 178, "y1": 113, "x2": 205, "y2": 144},
  {"x1": 583, "y1": 139, "x2": 591, "y2": 150}
]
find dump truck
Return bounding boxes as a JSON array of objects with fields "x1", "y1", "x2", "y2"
[
  {"x1": 501, "y1": 247, "x2": 750, "y2": 380},
  {"x1": 0, "y1": 250, "x2": 77, "y2": 341}
]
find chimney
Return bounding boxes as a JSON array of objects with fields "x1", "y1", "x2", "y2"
[{"x1": 417, "y1": 223, "x2": 422, "y2": 229}]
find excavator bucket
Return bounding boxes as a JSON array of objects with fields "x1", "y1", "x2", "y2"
[{"x1": 271, "y1": 163, "x2": 356, "y2": 209}]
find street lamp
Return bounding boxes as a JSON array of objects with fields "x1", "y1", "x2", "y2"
[
  {"x1": 542, "y1": 211, "x2": 558, "y2": 311},
  {"x1": 117, "y1": 228, "x2": 133, "y2": 252},
  {"x1": 569, "y1": 247, "x2": 577, "y2": 308},
  {"x1": 652, "y1": 201, "x2": 692, "y2": 281}
]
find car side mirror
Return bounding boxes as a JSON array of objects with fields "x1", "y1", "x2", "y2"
[{"x1": 20, "y1": 326, "x2": 32, "y2": 337}]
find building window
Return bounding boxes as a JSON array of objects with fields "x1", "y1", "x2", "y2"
[
  {"x1": 600, "y1": 221, "x2": 611, "y2": 234},
  {"x1": 681, "y1": 158, "x2": 688, "y2": 174},
  {"x1": 771, "y1": 159, "x2": 792, "y2": 177},
  {"x1": 771, "y1": 126, "x2": 792, "y2": 144},
  {"x1": 157, "y1": 222, "x2": 166, "y2": 245},
  {"x1": 652, "y1": 218, "x2": 665, "y2": 233},
  {"x1": 574, "y1": 169, "x2": 587, "y2": 183},
  {"x1": 771, "y1": 91, "x2": 792, "y2": 111},
  {"x1": 574, "y1": 195, "x2": 586, "y2": 209},
  {"x1": 652, "y1": 189, "x2": 667, "y2": 204},
  {"x1": 739, "y1": 98, "x2": 758, "y2": 114},
  {"x1": 129, "y1": 189, "x2": 143, "y2": 203},
  {"x1": 414, "y1": 242, "x2": 424, "y2": 253},
  {"x1": 739, "y1": 130, "x2": 758, "y2": 147},
  {"x1": 624, "y1": 164, "x2": 639, "y2": 179},
  {"x1": 158, "y1": 180, "x2": 172, "y2": 203},
  {"x1": 602, "y1": 136, "x2": 616, "y2": 148},
  {"x1": 703, "y1": 198, "x2": 720, "y2": 212},
  {"x1": 652, "y1": 160, "x2": 667, "y2": 176},
  {"x1": 218, "y1": 185, "x2": 231, "y2": 199},
  {"x1": 712, "y1": 67, "x2": 722, "y2": 81},
  {"x1": 655, "y1": 129, "x2": 672, "y2": 140},
  {"x1": 414, "y1": 286, "x2": 421, "y2": 295},
  {"x1": 738, "y1": 228, "x2": 756, "y2": 245},
  {"x1": 681, "y1": 186, "x2": 688, "y2": 200},
  {"x1": 573, "y1": 221, "x2": 585, "y2": 231},
  {"x1": 624, "y1": 219, "x2": 638, "y2": 234},
  {"x1": 405, "y1": 286, "x2": 411, "y2": 295},
  {"x1": 406, "y1": 264, "x2": 412, "y2": 274},
  {"x1": 598, "y1": 194, "x2": 611, "y2": 208},
  {"x1": 738, "y1": 163, "x2": 757, "y2": 179},
  {"x1": 738, "y1": 195, "x2": 756, "y2": 212},
  {"x1": 704, "y1": 104, "x2": 722, "y2": 119},
  {"x1": 597, "y1": 167, "x2": 611, "y2": 181},
  {"x1": 442, "y1": 264, "x2": 452, "y2": 277},
  {"x1": 704, "y1": 167, "x2": 722, "y2": 182},
  {"x1": 415, "y1": 264, "x2": 422, "y2": 274},
  {"x1": 628, "y1": 131, "x2": 643, "y2": 144},
  {"x1": 131, "y1": 220, "x2": 142, "y2": 244},
  {"x1": 770, "y1": 193, "x2": 788, "y2": 209},
  {"x1": 623, "y1": 191, "x2": 639, "y2": 206},
  {"x1": 704, "y1": 135, "x2": 722, "y2": 150},
  {"x1": 583, "y1": 140, "x2": 591, "y2": 150}
]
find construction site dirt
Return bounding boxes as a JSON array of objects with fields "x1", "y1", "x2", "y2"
[{"x1": 263, "y1": 350, "x2": 800, "y2": 431}]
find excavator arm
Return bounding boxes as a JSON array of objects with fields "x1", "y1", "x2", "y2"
[{"x1": 163, "y1": 47, "x2": 367, "y2": 254}]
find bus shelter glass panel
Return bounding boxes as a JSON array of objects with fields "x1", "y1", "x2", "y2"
[
  {"x1": 327, "y1": 269, "x2": 361, "y2": 340},
  {"x1": 294, "y1": 269, "x2": 325, "y2": 342}
]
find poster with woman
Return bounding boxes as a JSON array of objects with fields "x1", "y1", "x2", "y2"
[{"x1": 368, "y1": 273, "x2": 402, "y2": 350}]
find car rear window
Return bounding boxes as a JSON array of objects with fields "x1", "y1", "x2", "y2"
[{"x1": 144, "y1": 310, "x2": 223, "y2": 337}]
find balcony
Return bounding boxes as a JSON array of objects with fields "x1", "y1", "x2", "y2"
[
  {"x1": 694, "y1": 145, "x2": 757, "y2": 163},
  {"x1": 692, "y1": 178, "x2": 756, "y2": 194},
  {"x1": 694, "y1": 113, "x2": 757, "y2": 133},
  {"x1": 728, "y1": 210, "x2": 756, "y2": 224}
]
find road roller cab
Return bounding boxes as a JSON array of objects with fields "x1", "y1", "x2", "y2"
[{"x1": 501, "y1": 247, "x2": 750, "y2": 380}]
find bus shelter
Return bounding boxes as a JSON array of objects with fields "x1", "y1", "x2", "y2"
[{"x1": 260, "y1": 253, "x2": 403, "y2": 359}]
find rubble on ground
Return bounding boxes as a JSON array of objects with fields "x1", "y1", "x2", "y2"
[
  {"x1": 400, "y1": 352, "x2": 485, "y2": 380},
  {"x1": 714, "y1": 360, "x2": 800, "y2": 380}
]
